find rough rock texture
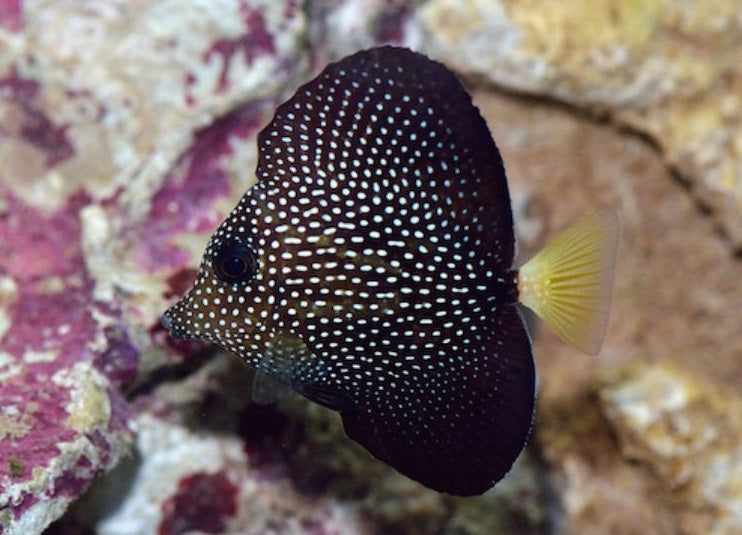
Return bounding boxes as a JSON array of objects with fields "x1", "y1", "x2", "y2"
[
  {"x1": 1, "y1": 1, "x2": 306, "y2": 533},
  {"x1": 477, "y1": 90, "x2": 742, "y2": 534},
  {"x1": 417, "y1": 0, "x2": 742, "y2": 249},
  {"x1": 48, "y1": 353, "x2": 545, "y2": 534},
  {"x1": 600, "y1": 363, "x2": 742, "y2": 535},
  {"x1": 1, "y1": 1, "x2": 741, "y2": 534}
]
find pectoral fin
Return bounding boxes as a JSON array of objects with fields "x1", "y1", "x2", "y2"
[
  {"x1": 250, "y1": 370, "x2": 295, "y2": 404},
  {"x1": 256, "y1": 332, "x2": 356, "y2": 413}
]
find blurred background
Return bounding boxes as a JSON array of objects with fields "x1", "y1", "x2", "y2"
[{"x1": 1, "y1": 1, "x2": 740, "y2": 533}]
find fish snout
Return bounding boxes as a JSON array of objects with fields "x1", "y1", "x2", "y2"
[
  {"x1": 160, "y1": 310, "x2": 173, "y2": 331},
  {"x1": 160, "y1": 307, "x2": 192, "y2": 340}
]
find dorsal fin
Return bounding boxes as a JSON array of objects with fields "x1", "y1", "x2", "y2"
[{"x1": 256, "y1": 46, "x2": 516, "y2": 270}]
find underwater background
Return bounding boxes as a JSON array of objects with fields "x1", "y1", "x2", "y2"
[{"x1": 1, "y1": 0, "x2": 740, "y2": 533}]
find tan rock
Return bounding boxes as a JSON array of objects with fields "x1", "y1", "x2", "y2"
[
  {"x1": 472, "y1": 84, "x2": 742, "y2": 533},
  {"x1": 600, "y1": 362, "x2": 742, "y2": 535},
  {"x1": 418, "y1": 0, "x2": 742, "y2": 247}
]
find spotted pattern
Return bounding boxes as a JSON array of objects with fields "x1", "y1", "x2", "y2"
[{"x1": 163, "y1": 47, "x2": 535, "y2": 496}]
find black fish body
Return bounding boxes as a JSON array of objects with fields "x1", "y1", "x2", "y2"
[{"x1": 163, "y1": 46, "x2": 617, "y2": 496}]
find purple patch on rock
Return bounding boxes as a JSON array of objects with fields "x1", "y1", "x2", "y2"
[
  {"x1": 0, "y1": 377, "x2": 80, "y2": 481},
  {"x1": 373, "y1": 1, "x2": 416, "y2": 44},
  {"x1": 0, "y1": 188, "x2": 128, "y2": 497},
  {"x1": 0, "y1": 67, "x2": 75, "y2": 168},
  {"x1": 50, "y1": 455, "x2": 93, "y2": 499},
  {"x1": 0, "y1": 67, "x2": 38, "y2": 100},
  {"x1": 300, "y1": 516, "x2": 338, "y2": 535},
  {"x1": 282, "y1": 0, "x2": 301, "y2": 19},
  {"x1": 164, "y1": 267, "x2": 199, "y2": 300},
  {"x1": 86, "y1": 429, "x2": 118, "y2": 468},
  {"x1": 132, "y1": 102, "x2": 266, "y2": 273},
  {"x1": 1, "y1": 273, "x2": 96, "y2": 360},
  {"x1": 183, "y1": 72, "x2": 197, "y2": 107},
  {"x1": 95, "y1": 326, "x2": 139, "y2": 388},
  {"x1": 0, "y1": 191, "x2": 96, "y2": 359},
  {"x1": 0, "y1": 0, "x2": 23, "y2": 32},
  {"x1": 11, "y1": 491, "x2": 39, "y2": 520},
  {"x1": 18, "y1": 105, "x2": 75, "y2": 167},
  {"x1": 158, "y1": 472, "x2": 238, "y2": 535},
  {"x1": 0, "y1": 190, "x2": 87, "y2": 280},
  {"x1": 204, "y1": 2, "x2": 276, "y2": 92}
]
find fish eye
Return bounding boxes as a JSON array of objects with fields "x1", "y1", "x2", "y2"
[{"x1": 212, "y1": 241, "x2": 258, "y2": 284}]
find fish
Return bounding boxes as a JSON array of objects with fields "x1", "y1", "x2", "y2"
[{"x1": 161, "y1": 46, "x2": 619, "y2": 496}]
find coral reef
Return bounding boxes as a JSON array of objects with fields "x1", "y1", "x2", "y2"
[{"x1": 1, "y1": 1, "x2": 740, "y2": 534}]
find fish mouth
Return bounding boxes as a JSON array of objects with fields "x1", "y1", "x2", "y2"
[{"x1": 160, "y1": 307, "x2": 192, "y2": 340}]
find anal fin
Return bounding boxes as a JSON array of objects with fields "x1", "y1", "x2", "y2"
[{"x1": 341, "y1": 306, "x2": 535, "y2": 496}]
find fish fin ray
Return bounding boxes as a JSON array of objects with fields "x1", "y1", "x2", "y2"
[
  {"x1": 518, "y1": 210, "x2": 619, "y2": 355},
  {"x1": 300, "y1": 382, "x2": 356, "y2": 413}
]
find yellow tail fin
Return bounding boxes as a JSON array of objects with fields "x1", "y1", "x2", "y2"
[{"x1": 517, "y1": 210, "x2": 619, "y2": 355}]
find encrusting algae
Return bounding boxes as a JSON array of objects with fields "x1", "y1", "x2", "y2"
[{"x1": 162, "y1": 46, "x2": 618, "y2": 496}]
